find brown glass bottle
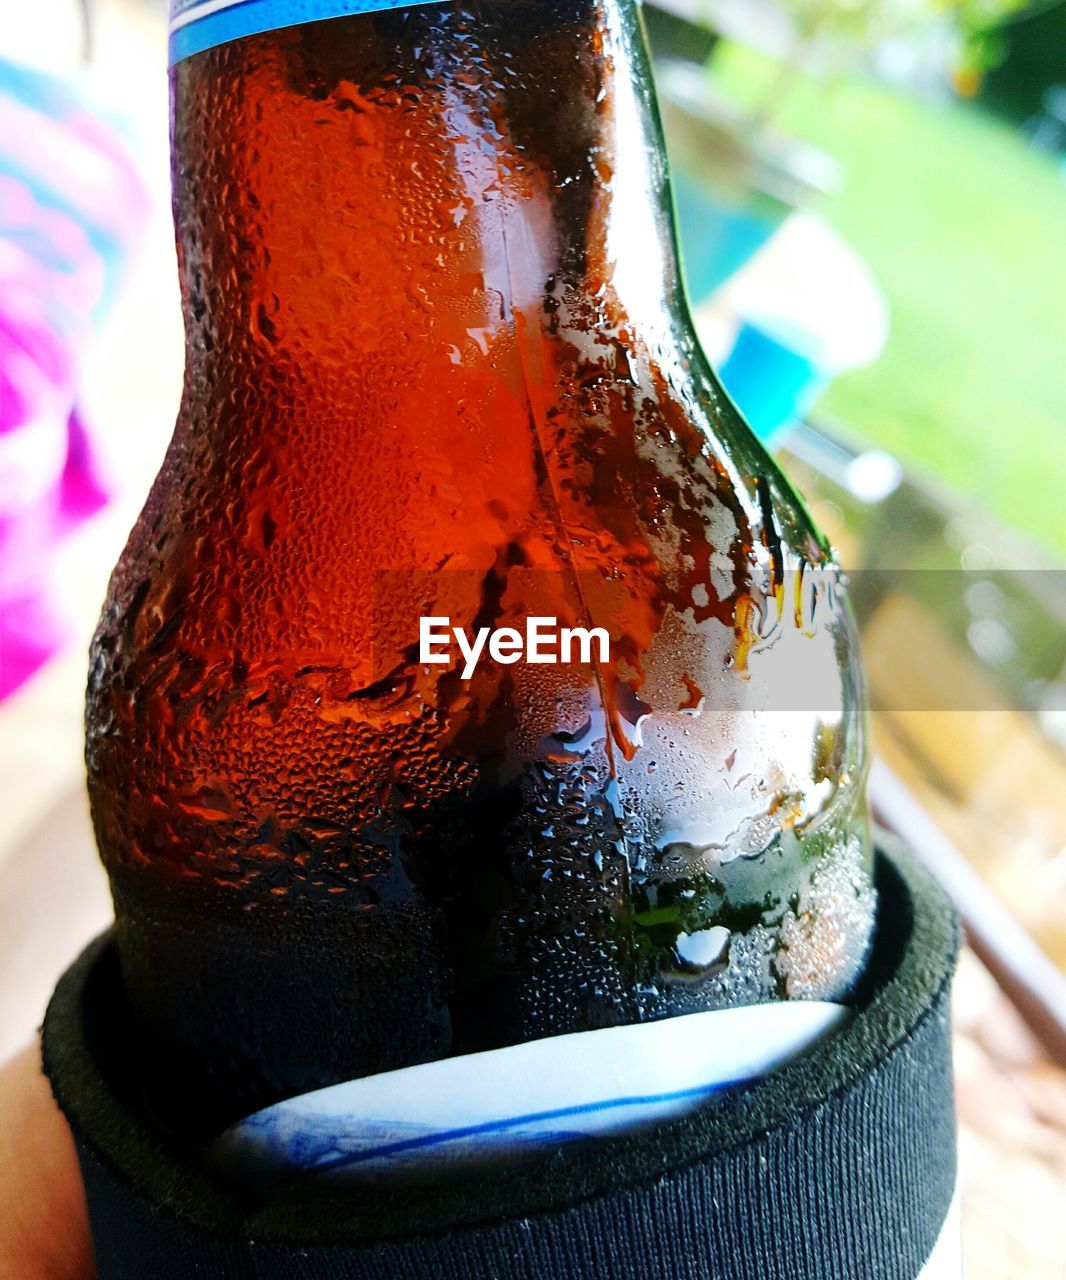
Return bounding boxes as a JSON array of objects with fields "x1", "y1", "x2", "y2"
[{"x1": 87, "y1": 0, "x2": 874, "y2": 1131}]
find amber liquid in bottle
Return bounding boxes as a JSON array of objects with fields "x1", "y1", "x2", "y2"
[{"x1": 88, "y1": 0, "x2": 874, "y2": 1132}]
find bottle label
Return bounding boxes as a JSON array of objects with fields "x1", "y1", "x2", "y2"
[
  {"x1": 207, "y1": 1000, "x2": 847, "y2": 1188},
  {"x1": 169, "y1": 0, "x2": 440, "y2": 65}
]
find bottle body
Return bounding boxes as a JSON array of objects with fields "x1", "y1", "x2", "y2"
[{"x1": 88, "y1": 0, "x2": 873, "y2": 1128}]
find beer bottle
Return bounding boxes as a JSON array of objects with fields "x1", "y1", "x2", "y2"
[{"x1": 86, "y1": 0, "x2": 874, "y2": 1132}]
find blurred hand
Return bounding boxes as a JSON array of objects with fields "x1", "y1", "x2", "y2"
[{"x1": 0, "y1": 1040, "x2": 94, "y2": 1279}]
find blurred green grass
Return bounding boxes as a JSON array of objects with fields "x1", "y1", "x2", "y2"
[{"x1": 707, "y1": 42, "x2": 1066, "y2": 558}]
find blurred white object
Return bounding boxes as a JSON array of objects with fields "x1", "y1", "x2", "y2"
[
  {"x1": 844, "y1": 449, "x2": 904, "y2": 504},
  {"x1": 726, "y1": 211, "x2": 890, "y2": 378},
  {"x1": 694, "y1": 212, "x2": 889, "y2": 446}
]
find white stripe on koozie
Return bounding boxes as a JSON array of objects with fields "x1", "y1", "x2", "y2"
[{"x1": 918, "y1": 1183, "x2": 963, "y2": 1279}]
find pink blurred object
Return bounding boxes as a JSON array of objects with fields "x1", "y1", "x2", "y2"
[{"x1": 0, "y1": 58, "x2": 148, "y2": 699}]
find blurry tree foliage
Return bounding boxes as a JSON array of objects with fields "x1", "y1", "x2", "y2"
[{"x1": 775, "y1": 0, "x2": 1039, "y2": 77}]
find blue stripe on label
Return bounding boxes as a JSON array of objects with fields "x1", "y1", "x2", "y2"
[
  {"x1": 306, "y1": 1079, "x2": 737, "y2": 1173},
  {"x1": 169, "y1": 0, "x2": 443, "y2": 64}
]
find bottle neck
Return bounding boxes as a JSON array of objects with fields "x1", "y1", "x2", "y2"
[
  {"x1": 170, "y1": 0, "x2": 686, "y2": 389},
  {"x1": 163, "y1": 0, "x2": 826, "y2": 660}
]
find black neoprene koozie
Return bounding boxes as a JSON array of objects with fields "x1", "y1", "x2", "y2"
[{"x1": 44, "y1": 838, "x2": 959, "y2": 1280}]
